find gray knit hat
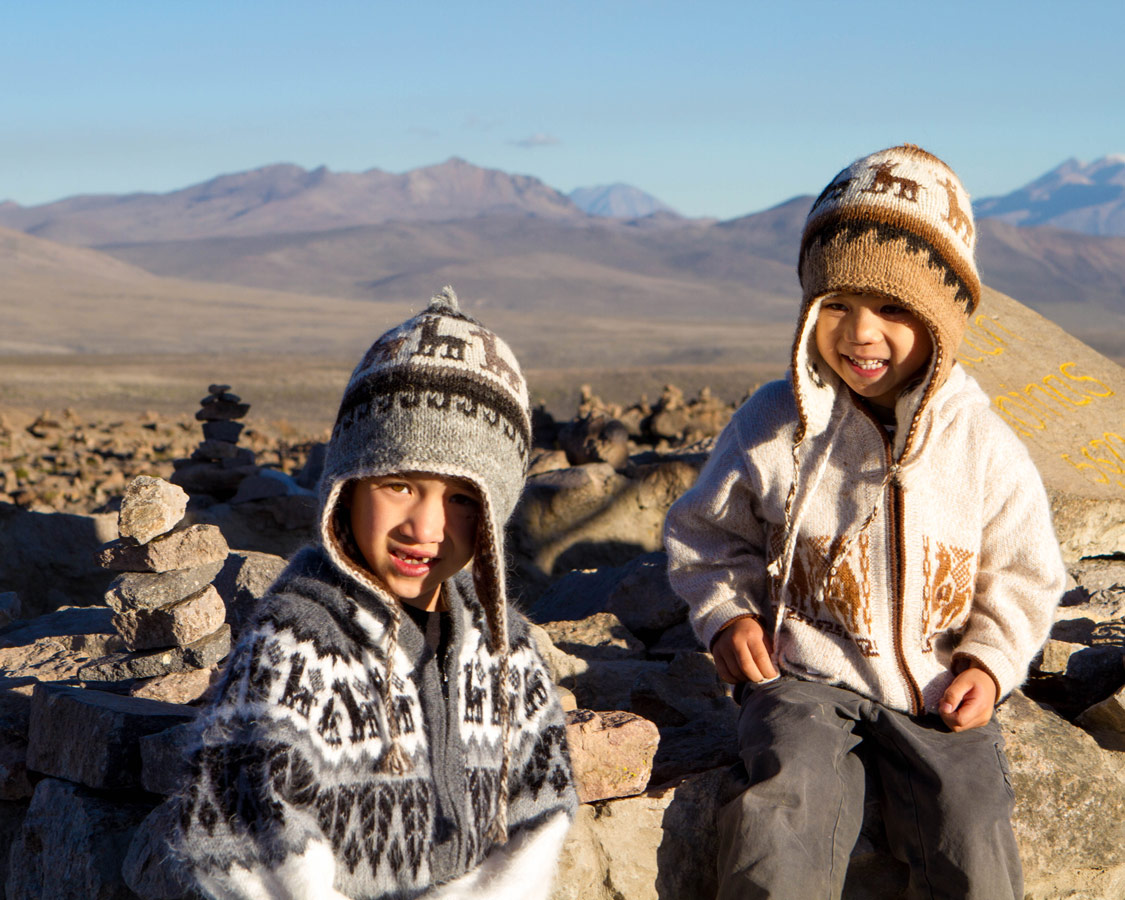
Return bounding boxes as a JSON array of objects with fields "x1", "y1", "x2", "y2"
[{"x1": 319, "y1": 285, "x2": 531, "y2": 646}]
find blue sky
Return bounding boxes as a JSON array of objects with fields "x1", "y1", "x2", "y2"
[{"x1": 4, "y1": 0, "x2": 1124, "y2": 220}]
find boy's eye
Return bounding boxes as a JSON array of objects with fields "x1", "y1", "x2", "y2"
[
  {"x1": 881, "y1": 304, "x2": 908, "y2": 316},
  {"x1": 384, "y1": 482, "x2": 410, "y2": 494},
  {"x1": 449, "y1": 493, "x2": 480, "y2": 510}
]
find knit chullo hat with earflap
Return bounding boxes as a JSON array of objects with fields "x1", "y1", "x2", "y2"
[
  {"x1": 771, "y1": 145, "x2": 981, "y2": 609},
  {"x1": 794, "y1": 143, "x2": 980, "y2": 463},
  {"x1": 319, "y1": 285, "x2": 531, "y2": 837}
]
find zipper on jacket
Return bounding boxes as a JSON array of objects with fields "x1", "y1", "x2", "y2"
[
  {"x1": 855, "y1": 394, "x2": 925, "y2": 716},
  {"x1": 888, "y1": 481, "x2": 924, "y2": 715}
]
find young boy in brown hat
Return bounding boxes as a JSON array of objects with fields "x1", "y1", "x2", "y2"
[{"x1": 665, "y1": 145, "x2": 1065, "y2": 898}]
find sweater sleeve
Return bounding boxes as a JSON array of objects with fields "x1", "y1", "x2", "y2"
[
  {"x1": 953, "y1": 421, "x2": 1066, "y2": 699},
  {"x1": 664, "y1": 404, "x2": 774, "y2": 650}
]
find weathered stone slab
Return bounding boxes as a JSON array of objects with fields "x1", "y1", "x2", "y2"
[
  {"x1": 213, "y1": 549, "x2": 287, "y2": 630},
  {"x1": 170, "y1": 460, "x2": 258, "y2": 497},
  {"x1": 630, "y1": 651, "x2": 737, "y2": 727},
  {"x1": 130, "y1": 665, "x2": 217, "y2": 705},
  {"x1": 566, "y1": 709, "x2": 659, "y2": 803},
  {"x1": 527, "y1": 623, "x2": 588, "y2": 684},
  {"x1": 26, "y1": 683, "x2": 197, "y2": 790},
  {"x1": 77, "y1": 623, "x2": 231, "y2": 682},
  {"x1": 104, "y1": 557, "x2": 225, "y2": 612},
  {"x1": 117, "y1": 475, "x2": 188, "y2": 544},
  {"x1": 956, "y1": 287, "x2": 1125, "y2": 560},
  {"x1": 96, "y1": 523, "x2": 229, "y2": 573},
  {"x1": 1077, "y1": 683, "x2": 1125, "y2": 746},
  {"x1": 113, "y1": 584, "x2": 226, "y2": 651},
  {"x1": 0, "y1": 604, "x2": 119, "y2": 656},
  {"x1": 5, "y1": 777, "x2": 152, "y2": 900},
  {"x1": 140, "y1": 719, "x2": 196, "y2": 796},
  {"x1": 542, "y1": 612, "x2": 645, "y2": 660}
]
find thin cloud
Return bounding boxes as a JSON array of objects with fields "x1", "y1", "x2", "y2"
[{"x1": 510, "y1": 133, "x2": 561, "y2": 148}]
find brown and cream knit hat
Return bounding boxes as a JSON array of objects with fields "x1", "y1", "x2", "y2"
[
  {"x1": 797, "y1": 144, "x2": 980, "y2": 397},
  {"x1": 319, "y1": 285, "x2": 532, "y2": 649}
]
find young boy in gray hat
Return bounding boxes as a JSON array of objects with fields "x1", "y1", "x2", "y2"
[
  {"x1": 664, "y1": 145, "x2": 1064, "y2": 898},
  {"x1": 153, "y1": 288, "x2": 576, "y2": 899}
]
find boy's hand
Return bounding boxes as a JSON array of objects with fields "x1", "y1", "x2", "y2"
[
  {"x1": 939, "y1": 666, "x2": 998, "y2": 731},
  {"x1": 712, "y1": 616, "x2": 777, "y2": 684}
]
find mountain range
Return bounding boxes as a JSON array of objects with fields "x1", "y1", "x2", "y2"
[
  {"x1": 974, "y1": 155, "x2": 1125, "y2": 236},
  {"x1": 1, "y1": 157, "x2": 1123, "y2": 366}
]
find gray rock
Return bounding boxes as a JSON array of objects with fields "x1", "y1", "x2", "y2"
[
  {"x1": 565, "y1": 708, "x2": 659, "y2": 803},
  {"x1": 605, "y1": 551, "x2": 689, "y2": 634},
  {"x1": 1077, "y1": 683, "x2": 1125, "y2": 750},
  {"x1": 140, "y1": 719, "x2": 196, "y2": 795},
  {"x1": 529, "y1": 565, "x2": 624, "y2": 623},
  {"x1": 1000, "y1": 691, "x2": 1125, "y2": 899},
  {"x1": 195, "y1": 399, "x2": 250, "y2": 421},
  {"x1": 646, "y1": 619, "x2": 704, "y2": 658},
  {"x1": 630, "y1": 651, "x2": 736, "y2": 728},
  {"x1": 104, "y1": 557, "x2": 225, "y2": 612},
  {"x1": 526, "y1": 623, "x2": 588, "y2": 684},
  {"x1": 117, "y1": 476, "x2": 188, "y2": 544},
  {"x1": 212, "y1": 549, "x2": 288, "y2": 630},
  {"x1": 201, "y1": 418, "x2": 243, "y2": 443},
  {"x1": 26, "y1": 682, "x2": 197, "y2": 790},
  {"x1": 112, "y1": 584, "x2": 226, "y2": 651},
  {"x1": 130, "y1": 666, "x2": 218, "y2": 705},
  {"x1": 511, "y1": 460, "x2": 698, "y2": 601},
  {"x1": 5, "y1": 777, "x2": 152, "y2": 900},
  {"x1": 0, "y1": 505, "x2": 118, "y2": 617},
  {"x1": 169, "y1": 460, "x2": 258, "y2": 498},
  {"x1": 0, "y1": 798, "x2": 30, "y2": 898},
  {"x1": 193, "y1": 437, "x2": 241, "y2": 460},
  {"x1": 649, "y1": 712, "x2": 739, "y2": 786},
  {"x1": 561, "y1": 658, "x2": 666, "y2": 712},
  {"x1": 558, "y1": 414, "x2": 630, "y2": 470},
  {"x1": 0, "y1": 591, "x2": 21, "y2": 627},
  {"x1": 551, "y1": 767, "x2": 727, "y2": 900},
  {"x1": 96, "y1": 523, "x2": 229, "y2": 573},
  {"x1": 541, "y1": 612, "x2": 645, "y2": 660},
  {"x1": 0, "y1": 689, "x2": 32, "y2": 799},
  {"x1": 527, "y1": 449, "x2": 570, "y2": 477},
  {"x1": 77, "y1": 623, "x2": 231, "y2": 682},
  {"x1": 1069, "y1": 558, "x2": 1125, "y2": 594}
]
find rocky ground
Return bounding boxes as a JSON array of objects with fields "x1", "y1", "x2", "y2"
[{"x1": 1, "y1": 379, "x2": 1124, "y2": 899}]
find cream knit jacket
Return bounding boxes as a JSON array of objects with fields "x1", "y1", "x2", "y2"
[{"x1": 664, "y1": 362, "x2": 1065, "y2": 715}]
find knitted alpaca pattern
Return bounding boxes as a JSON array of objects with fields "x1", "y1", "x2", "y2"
[
  {"x1": 171, "y1": 553, "x2": 574, "y2": 898},
  {"x1": 664, "y1": 367, "x2": 1066, "y2": 715}
]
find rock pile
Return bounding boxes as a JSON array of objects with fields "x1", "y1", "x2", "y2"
[
  {"x1": 87, "y1": 477, "x2": 232, "y2": 702},
  {"x1": 170, "y1": 384, "x2": 257, "y2": 502}
]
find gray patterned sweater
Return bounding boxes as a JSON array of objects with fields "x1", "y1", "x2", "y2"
[{"x1": 146, "y1": 547, "x2": 575, "y2": 900}]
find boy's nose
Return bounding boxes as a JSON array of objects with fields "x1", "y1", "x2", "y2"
[
  {"x1": 849, "y1": 307, "x2": 880, "y2": 343},
  {"x1": 404, "y1": 493, "x2": 446, "y2": 544}
]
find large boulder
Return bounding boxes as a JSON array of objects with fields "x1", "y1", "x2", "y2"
[{"x1": 958, "y1": 287, "x2": 1125, "y2": 561}]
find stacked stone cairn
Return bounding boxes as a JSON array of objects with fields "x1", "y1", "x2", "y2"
[
  {"x1": 84, "y1": 475, "x2": 232, "y2": 696},
  {"x1": 170, "y1": 384, "x2": 256, "y2": 502}
]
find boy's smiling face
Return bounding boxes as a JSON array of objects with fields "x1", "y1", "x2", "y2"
[
  {"x1": 349, "y1": 473, "x2": 480, "y2": 611},
  {"x1": 814, "y1": 292, "x2": 933, "y2": 409}
]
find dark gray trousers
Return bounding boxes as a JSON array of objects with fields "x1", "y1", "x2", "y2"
[{"x1": 716, "y1": 678, "x2": 1021, "y2": 900}]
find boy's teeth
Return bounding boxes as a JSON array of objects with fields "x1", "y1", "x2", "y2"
[{"x1": 850, "y1": 357, "x2": 885, "y2": 370}]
